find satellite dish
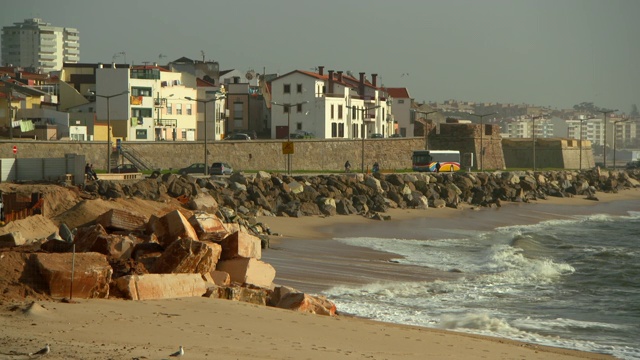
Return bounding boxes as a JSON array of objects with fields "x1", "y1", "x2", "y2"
[{"x1": 245, "y1": 70, "x2": 256, "y2": 80}]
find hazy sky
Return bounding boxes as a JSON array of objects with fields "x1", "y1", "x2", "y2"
[{"x1": 3, "y1": 0, "x2": 639, "y2": 113}]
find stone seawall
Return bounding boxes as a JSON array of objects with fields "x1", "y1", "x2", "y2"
[{"x1": 0, "y1": 138, "x2": 426, "y2": 173}]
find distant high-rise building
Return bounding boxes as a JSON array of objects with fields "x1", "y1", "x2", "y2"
[{"x1": 1, "y1": 18, "x2": 79, "y2": 73}]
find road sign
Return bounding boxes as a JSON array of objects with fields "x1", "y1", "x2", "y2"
[
  {"x1": 12, "y1": 145, "x2": 17, "y2": 154},
  {"x1": 282, "y1": 141, "x2": 294, "y2": 155}
]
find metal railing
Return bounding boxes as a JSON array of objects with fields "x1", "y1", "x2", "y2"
[{"x1": 120, "y1": 144, "x2": 154, "y2": 171}]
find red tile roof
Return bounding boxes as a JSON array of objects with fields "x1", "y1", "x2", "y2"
[
  {"x1": 196, "y1": 78, "x2": 215, "y2": 87},
  {"x1": 386, "y1": 87, "x2": 410, "y2": 98}
]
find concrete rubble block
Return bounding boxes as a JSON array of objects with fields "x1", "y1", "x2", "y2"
[
  {"x1": 0, "y1": 231, "x2": 26, "y2": 248},
  {"x1": 91, "y1": 234, "x2": 138, "y2": 260},
  {"x1": 275, "y1": 292, "x2": 337, "y2": 316},
  {"x1": 203, "y1": 284, "x2": 268, "y2": 305},
  {"x1": 33, "y1": 252, "x2": 112, "y2": 299},
  {"x1": 73, "y1": 224, "x2": 108, "y2": 252},
  {"x1": 152, "y1": 238, "x2": 221, "y2": 275},
  {"x1": 146, "y1": 210, "x2": 200, "y2": 248},
  {"x1": 219, "y1": 231, "x2": 262, "y2": 260},
  {"x1": 187, "y1": 192, "x2": 219, "y2": 213},
  {"x1": 96, "y1": 209, "x2": 147, "y2": 232},
  {"x1": 268, "y1": 285, "x2": 299, "y2": 307},
  {"x1": 188, "y1": 212, "x2": 231, "y2": 241},
  {"x1": 216, "y1": 258, "x2": 275, "y2": 289},
  {"x1": 116, "y1": 273, "x2": 206, "y2": 300},
  {"x1": 209, "y1": 270, "x2": 231, "y2": 286}
]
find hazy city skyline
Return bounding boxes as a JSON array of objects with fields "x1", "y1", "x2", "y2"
[{"x1": 2, "y1": 0, "x2": 639, "y2": 114}]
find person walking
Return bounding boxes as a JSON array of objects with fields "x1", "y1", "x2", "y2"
[
  {"x1": 435, "y1": 161, "x2": 441, "y2": 173},
  {"x1": 344, "y1": 160, "x2": 351, "y2": 173}
]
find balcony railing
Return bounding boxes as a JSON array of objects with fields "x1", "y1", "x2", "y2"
[{"x1": 155, "y1": 118, "x2": 177, "y2": 127}]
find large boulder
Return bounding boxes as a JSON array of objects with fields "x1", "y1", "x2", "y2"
[
  {"x1": 275, "y1": 292, "x2": 337, "y2": 316},
  {"x1": 216, "y1": 258, "x2": 275, "y2": 289},
  {"x1": 188, "y1": 212, "x2": 230, "y2": 242},
  {"x1": 33, "y1": 252, "x2": 112, "y2": 299},
  {"x1": 116, "y1": 273, "x2": 206, "y2": 300},
  {"x1": 204, "y1": 285, "x2": 269, "y2": 305},
  {"x1": 152, "y1": 238, "x2": 222, "y2": 275},
  {"x1": 96, "y1": 209, "x2": 147, "y2": 232},
  {"x1": 73, "y1": 224, "x2": 109, "y2": 252},
  {"x1": 146, "y1": 210, "x2": 200, "y2": 248},
  {"x1": 219, "y1": 231, "x2": 262, "y2": 260}
]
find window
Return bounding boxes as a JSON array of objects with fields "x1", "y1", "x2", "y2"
[
  {"x1": 284, "y1": 105, "x2": 291, "y2": 113},
  {"x1": 351, "y1": 106, "x2": 356, "y2": 120},
  {"x1": 234, "y1": 102, "x2": 244, "y2": 128},
  {"x1": 131, "y1": 87, "x2": 152, "y2": 96},
  {"x1": 297, "y1": 84, "x2": 303, "y2": 93},
  {"x1": 331, "y1": 123, "x2": 337, "y2": 137},
  {"x1": 284, "y1": 84, "x2": 291, "y2": 94},
  {"x1": 296, "y1": 122, "x2": 302, "y2": 130},
  {"x1": 398, "y1": 99, "x2": 405, "y2": 104},
  {"x1": 186, "y1": 104, "x2": 192, "y2": 115},
  {"x1": 338, "y1": 105, "x2": 343, "y2": 119},
  {"x1": 167, "y1": 103, "x2": 172, "y2": 115},
  {"x1": 132, "y1": 108, "x2": 153, "y2": 118},
  {"x1": 182, "y1": 130, "x2": 187, "y2": 139},
  {"x1": 338, "y1": 123, "x2": 344, "y2": 137},
  {"x1": 176, "y1": 103, "x2": 182, "y2": 115},
  {"x1": 136, "y1": 129, "x2": 147, "y2": 139},
  {"x1": 296, "y1": 103, "x2": 303, "y2": 113},
  {"x1": 330, "y1": 105, "x2": 334, "y2": 119}
]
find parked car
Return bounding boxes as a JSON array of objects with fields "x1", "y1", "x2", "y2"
[
  {"x1": 110, "y1": 164, "x2": 139, "y2": 173},
  {"x1": 178, "y1": 163, "x2": 207, "y2": 176},
  {"x1": 290, "y1": 130, "x2": 315, "y2": 139},
  {"x1": 224, "y1": 133, "x2": 251, "y2": 140},
  {"x1": 626, "y1": 160, "x2": 640, "y2": 169},
  {"x1": 389, "y1": 133, "x2": 403, "y2": 138},
  {"x1": 370, "y1": 133, "x2": 384, "y2": 138},
  {"x1": 210, "y1": 162, "x2": 233, "y2": 175}
]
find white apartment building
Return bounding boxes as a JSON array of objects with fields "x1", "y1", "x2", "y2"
[
  {"x1": 386, "y1": 88, "x2": 411, "y2": 137},
  {"x1": 1, "y1": 18, "x2": 79, "y2": 73},
  {"x1": 269, "y1": 67, "x2": 392, "y2": 139},
  {"x1": 94, "y1": 63, "x2": 199, "y2": 142},
  {"x1": 504, "y1": 116, "x2": 555, "y2": 139},
  {"x1": 567, "y1": 116, "x2": 637, "y2": 148}
]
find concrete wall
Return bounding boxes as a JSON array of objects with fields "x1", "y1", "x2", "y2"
[
  {"x1": 502, "y1": 138, "x2": 594, "y2": 170},
  {"x1": 0, "y1": 122, "x2": 507, "y2": 173}
]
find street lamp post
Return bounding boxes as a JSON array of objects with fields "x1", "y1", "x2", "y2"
[
  {"x1": 187, "y1": 95, "x2": 225, "y2": 176},
  {"x1": 412, "y1": 110, "x2": 437, "y2": 150},
  {"x1": 89, "y1": 90, "x2": 129, "y2": 173},
  {"x1": 599, "y1": 109, "x2": 617, "y2": 168},
  {"x1": 472, "y1": 112, "x2": 497, "y2": 171},
  {"x1": 271, "y1": 101, "x2": 308, "y2": 175},
  {"x1": 359, "y1": 105, "x2": 381, "y2": 174}
]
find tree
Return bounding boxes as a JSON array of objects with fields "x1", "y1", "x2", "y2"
[
  {"x1": 573, "y1": 102, "x2": 601, "y2": 113},
  {"x1": 630, "y1": 104, "x2": 639, "y2": 117}
]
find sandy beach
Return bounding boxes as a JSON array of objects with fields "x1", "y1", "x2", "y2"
[{"x1": 2, "y1": 190, "x2": 638, "y2": 359}]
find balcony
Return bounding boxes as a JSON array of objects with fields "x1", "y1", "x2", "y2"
[
  {"x1": 155, "y1": 118, "x2": 177, "y2": 127},
  {"x1": 65, "y1": 35, "x2": 79, "y2": 41},
  {"x1": 65, "y1": 48, "x2": 79, "y2": 55},
  {"x1": 39, "y1": 53, "x2": 56, "y2": 61}
]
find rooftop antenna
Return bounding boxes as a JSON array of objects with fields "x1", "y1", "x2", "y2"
[
  {"x1": 200, "y1": 50, "x2": 205, "y2": 62},
  {"x1": 158, "y1": 54, "x2": 167, "y2": 62}
]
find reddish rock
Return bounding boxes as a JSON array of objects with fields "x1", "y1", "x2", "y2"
[
  {"x1": 116, "y1": 274, "x2": 206, "y2": 300},
  {"x1": 96, "y1": 209, "x2": 147, "y2": 232},
  {"x1": 33, "y1": 252, "x2": 112, "y2": 299},
  {"x1": 73, "y1": 224, "x2": 108, "y2": 252},
  {"x1": 275, "y1": 292, "x2": 337, "y2": 316},
  {"x1": 204, "y1": 284, "x2": 268, "y2": 305},
  {"x1": 146, "y1": 210, "x2": 200, "y2": 248},
  {"x1": 219, "y1": 231, "x2": 261, "y2": 260},
  {"x1": 216, "y1": 258, "x2": 275, "y2": 289},
  {"x1": 152, "y1": 238, "x2": 221, "y2": 275},
  {"x1": 91, "y1": 234, "x2": 138, "y2": 260},
  {"x1": 188, "y1": 212, "x2": 230, "y2": 242}
]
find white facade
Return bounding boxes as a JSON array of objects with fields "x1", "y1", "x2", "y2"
[
  {"x1": 1, "y1": 18, "x2": 79, "y2": 73},
  {"x1": 270, "y1": 69, "x2": 391, "y2": 139},
  {"x1": 95, "y1": 64, "x2": 197, "y2": 142}
]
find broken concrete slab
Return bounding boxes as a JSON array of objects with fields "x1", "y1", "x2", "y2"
[
  {"x1": 215, "y1": 258, "x2": 275, "y2": 289},
  {"x1": 32, "y1": 252, "x2": 112, "y2": 299},
  {"x1": 146, "y1": 210, "x2": 200, "y2": 248},
  {"x1": 152, "y1": 238, "x2": 221, "y2": 275},
  {"x1": 115, "y1": 273, "x2": 206, "y2": 300}
]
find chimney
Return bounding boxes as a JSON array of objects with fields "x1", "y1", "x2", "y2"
[
  {"x1": 318, "y1": 66, "x2": 324, "y2": 76},
  {"x1": 359, "y1": 72, "x2": 365, "y2": 96},
  {"x1": 111, "y1": 62, "x2": 116, "y2": 69},
  {"x1": 337, "y1": 71, "x2": 343, "y2": 83},
  {"x1": 98, "y1": 63, "x2": 103, "y2": 68},
  {"x1": 372, "y1": 73, "x2": 378, "y2": 87},
  {"x1": 153, "y1": 62, "x2": 158, "y2": 67},
  {"x1": 328, "y1": 70, "x2": 334, "y2": 94}
]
